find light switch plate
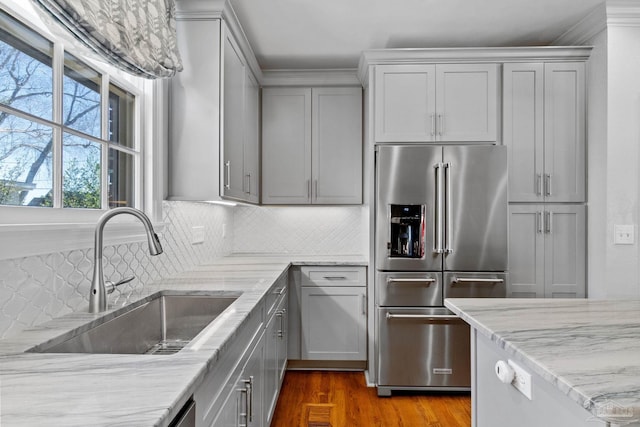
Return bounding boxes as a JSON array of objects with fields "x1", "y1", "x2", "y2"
[
  {"x1": 614, "y1": 224, "x2": 635, "y2": 245},
  {"x1": 191, "y1": 226, "x2": 205, "y2": 245}
]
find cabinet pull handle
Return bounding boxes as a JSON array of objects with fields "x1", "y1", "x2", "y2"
[
  {"x1": 244, "y1": 174, "x2": 251, "y2": 194},
  {"x1": 307, "y1": 179, "x2": 311, "y2": 199},
  {"x1": 242, "y1": 376, "x2": 253, "y2": 422},
  {"x1": 536, "y1": 173, "x2": 543, "y2": 196},
  {"x1": 224, "y1": 161, "x2": 231, "y2": 190},
  {"x1": 431, "y1": 113, "x2": 436, "y2": 137},
  {"x1": 323, "y1": 276, "x2": 347, "y2": 280},
  {"x1": 545, "y1": 174, "x2": 552, "y2": 196},
  {"x1": 537, "y1": 211, "x2": 543, "y2": 234},
  {"x1": 438, "y1": 114, "x2": 444, "y2": 136},
  {"x1": 362, "y1": 294, "x2": 366, "y2": 315},
  {"x1": 276, "y1": 310, "x2": 284, "y2": 337},
  {"x1": 314, "y1": 180, "x2": 318, "y2": 201},
  {"x1": 544, "y1": 211, "x2": 553, "y2": 234}
]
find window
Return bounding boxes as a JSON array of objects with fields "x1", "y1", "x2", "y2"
[{"x1": 0, "y1": 8, "x2": 138, "y2": 210}]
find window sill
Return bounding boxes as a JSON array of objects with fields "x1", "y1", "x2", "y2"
[{"x1": 0, "y1": 220, "x2": 166, "y2": 261}]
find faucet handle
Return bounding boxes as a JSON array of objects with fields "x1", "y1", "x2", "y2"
[{"x1": 105, "y1": 276, "x2": 135, "y2": 294}]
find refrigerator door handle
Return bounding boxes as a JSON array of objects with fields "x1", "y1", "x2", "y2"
[
  {"x1": 434, "y1": 163, "x2": 444, "y2": 254},
  {"x1": 444, "y1": 162, "x2": 453, "y2": 254}
]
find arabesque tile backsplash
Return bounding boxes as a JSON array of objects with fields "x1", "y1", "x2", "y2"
[{"x1": 0, "y1": 202, "x2": 367, "y2": 339}]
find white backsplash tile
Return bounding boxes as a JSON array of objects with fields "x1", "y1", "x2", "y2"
[
  {"x1": 0, "y1": 202, "x2": 366, "y2": 339},
  {"x1": 233, "y1": 205, "x2": 368, "y2": 255},
  {"x1": 0, "y1": 201, "x2": 234, "y2": 339}
]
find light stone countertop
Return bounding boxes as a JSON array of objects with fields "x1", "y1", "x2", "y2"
[
  {"x1": 444, "y1": 298, "x2": 640, "y2": 425},
  {"x1": 0, "y1": 254, "x2": 366, "y2": 427}
]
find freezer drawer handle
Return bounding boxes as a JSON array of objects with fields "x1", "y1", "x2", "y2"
[
  {"x1": 322, "y1": 276, "x2": 348, "y2": 280},
  {"x1": 386, "y1": 313, "x2": 460, "y2": 321},
  {"x1": 386, "y1": 278, "x2": 435, "y2": 285},
  {"x1": 451, "y1": 277, "x2": 504, "y2": 285}
]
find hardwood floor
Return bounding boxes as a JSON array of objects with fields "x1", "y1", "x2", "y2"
[{"x1": 271, "y1": 371, "x2": 471, "y2": 427}]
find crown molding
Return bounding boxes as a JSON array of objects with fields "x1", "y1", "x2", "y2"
[
  {"x1": 261, "y1": 69, "x2": 360, "y2": 87},
  {"x1": 607, "y1": 0, "x2": 640, "y2": 27},
  {"x1": 357, "y1": 46, "x2": 593, "y2": 86},
  {"x1": 554, "y1": 4, "x2": 607, "y2": 45},
  {"x1": 174, "y1": 0, "x2": 262, "y2": 82}
]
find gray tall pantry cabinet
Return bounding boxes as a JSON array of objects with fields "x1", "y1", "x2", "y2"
[{"x1": 504, "y1": 61, "x2": 587, "y2": 298}]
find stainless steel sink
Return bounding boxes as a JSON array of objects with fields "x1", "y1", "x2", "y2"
[{"x1": 27, "y1": 293, "x2": 239, "y2": 355}]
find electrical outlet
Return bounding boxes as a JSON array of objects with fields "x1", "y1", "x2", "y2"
[
  {"x1": 191, "y1": 226, "x2": 205, "y2": 245},
  {"x1": 508, "y1": 359, "x2": 532, "y2": 400},
  {"x1": 614, "y1": 224, "x2": 635, "y2": 245}
]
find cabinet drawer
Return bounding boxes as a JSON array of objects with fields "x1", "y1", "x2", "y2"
[
  {"x1": 266, "y1": 272, "x2": 288, "y2": 317},
  {"x1": 301, "y1": 266, "x2": 366, "y2": 287}
]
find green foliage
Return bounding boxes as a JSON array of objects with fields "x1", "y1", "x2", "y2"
[{"x1": 62, "y1": 156, "x2": 101, "y2": 209}]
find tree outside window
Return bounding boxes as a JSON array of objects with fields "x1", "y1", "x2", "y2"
[{"x1": 0, "y1": 9, "x2": 137, "y2": 209}]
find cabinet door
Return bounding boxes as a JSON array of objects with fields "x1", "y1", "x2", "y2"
[
  {"x1": 264, "y1": 308, "x2": 278, "y2": 426},
  {"x1": 312, "y1": 87, "x2": 363, "y2": 204},
  {"x1": 209, "y1": 382, "x2": 241, "y2": 427},
  {"x1": 301, "y1": 286, "x2": 366, "y2": 360},
  {"x1": 374, "y1": 64, "x2": 436, "y2": 142},
  {"x1": 242, "y1": 333, "x2": 265, "y2": 427},
  {"x1": 544, "y1": 63, "x2": 586, "y2": 203},
  {"x1": 508, "y1": 205, "x2": 545, "y2": 298},
  {"x1": 222, "y1": 29, "x2": 246, "y2": 200},
  {"x1": 544, "y1": 205, "x2": 586, "y2": 298},
  {"x1": 503, "y1": 63, "x2": 545, "y2": 202},
  {"x1": 169, "y1": 19, "x2": 221, "y2": 200},
  {"x1": 435, "y1": 63, "x2": 498, "y2": 142},
  {"x1": 262, "y1": 87, "x2": 312, "y2": 204},
  {"x1": 244, "y1": 71, "x2": 260, "y2": 203}
]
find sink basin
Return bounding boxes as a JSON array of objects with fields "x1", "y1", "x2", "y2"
[{"x1": 28, "y1": 293, "x2": 239, "y2": 355}]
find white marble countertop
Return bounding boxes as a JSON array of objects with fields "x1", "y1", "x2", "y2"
[
  {"x1": 444, "y1": 298, "x2": 640, "y2": 424},
  {"x1": 0, "y1": 254, "x2": 366, "y2": 427}
]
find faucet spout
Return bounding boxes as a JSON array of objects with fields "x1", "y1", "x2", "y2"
[{"x1": 89, "y1": 207, "x2": 163, "y2": 313}]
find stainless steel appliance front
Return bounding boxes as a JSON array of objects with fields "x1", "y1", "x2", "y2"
[
  {"x1": 377, "y1": 307, "x2": 471, "y2": 395},
  {"x1": 375, "y1": 144, "x2": 508, "y2": 396}
]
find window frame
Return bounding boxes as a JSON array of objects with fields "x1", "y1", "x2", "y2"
[{"x1": 0, "y1": 1, "x2": 164, "y2": 260}]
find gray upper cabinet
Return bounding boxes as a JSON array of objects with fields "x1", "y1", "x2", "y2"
[
  {"x1": 262, "y1": 87, "x2": 362, "y2": 205},
  {"x1": 169, "y1": 18, "x2": 260, "y2": 203},
  {"x1": 221, "y1": 27, "x2": 260, "y2": 204},
  {"x1": 374, "y1": 63, "x2": 498, "y2": 142},
  {"x1": 168, "y1": 19, "x2": 222, "y2": 201},
  {"x1": 503, "y1": 62, "x2": 586, "y2": 203},
  {"x1": 508, "y1": 205, "x2": 586, "y2": 298}
]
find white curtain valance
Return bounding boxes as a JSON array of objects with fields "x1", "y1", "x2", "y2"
[{"x1": 31, "y1": 0, "x2": 183, "y2": 79}]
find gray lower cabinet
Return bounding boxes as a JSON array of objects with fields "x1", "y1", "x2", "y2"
[
  {"x1": 473, "y1": 330, "x2": 607, "y2": 426},
  {"x1": 298, "y1": 266, "x2": 367, "y2": 361},
  {"x1": 195, "y1": 276, "x2": 288, "y2": 427},
  {"x1": 508, "y1": 204, "x2": 586, "y2": 298},
  {"x1": 265, "y1": 289, "x2": 287, "y2": 426}
]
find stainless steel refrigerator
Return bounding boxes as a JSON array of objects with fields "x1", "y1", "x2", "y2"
[{"x1": 375, "y1": 144, "x2": 508, "y2": 396}]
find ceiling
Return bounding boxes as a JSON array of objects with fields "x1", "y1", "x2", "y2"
[{"x1": 230, "y1": 0, "x2": 605, "y2": 70}]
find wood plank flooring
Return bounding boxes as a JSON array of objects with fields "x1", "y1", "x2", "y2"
[{"x1": 271, "y1": 371, "x2": 471, "y2": 427}]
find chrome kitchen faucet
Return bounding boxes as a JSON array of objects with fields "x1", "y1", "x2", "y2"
[{"x1": 89, "y1": 207, "x2": 163, "y2": 313}]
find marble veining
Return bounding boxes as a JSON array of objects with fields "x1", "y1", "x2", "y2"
[
  {"x1": 445, "y1": 298, "x2": 640, "y2": 424},
  {"x1": 0, "y1": 255, "x2": 366, "y2": 426}
]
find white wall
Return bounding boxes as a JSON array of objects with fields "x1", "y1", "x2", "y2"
[
  {"x1": 602, "y1": 23, "x2": 640, "y2": 297},
  {"x1": 586, "y1": 30, "x2": 608, "y2": 298}
]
